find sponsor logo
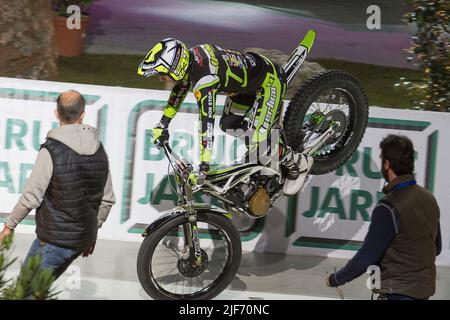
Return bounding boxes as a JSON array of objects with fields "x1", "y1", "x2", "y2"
[
  {"x1": 203, "y1": 45, "x2": 218, "y2": 68},
  {"x1": 192, "y1": 227, "x2": 202, "y2": 260},
  {"x1": 206, "y1": 90, "x2": 214, "y2": 117},
  {"x1": 172, "y1": 48, "x2": 189, "y2": 78},
  {"x1": 246, "y1": 54, "x2": 256, "y2": 67},
  {"x1": 207, "y1": 90, "x2": 213, "y2": 105},
  {"x1": 171, "y1": 47, "x2": 182, "y2": 74},
  {"x1": 169, "y1": 90, "x2": 184, "y2": 106},
  {"x1": 260, "y1": 82, "x2": 277, "y2": 134},
  {"x1": 222, "y1": 50, "x2": 245, "y2": 69},
  {"x1": 207, "y1": 122, "x2": 214, "y2": 136},
  {"x1": 206, "y1": 122, "x2": 214, "y2": 149},
  {"x1": 193, "y1": 47, "x2": 204, "y2": 67},
  {"x1": 194, "y1": 90, "x2": 201, "y2": 101},
  {"x1": 249, "y1": 102, "x2": 259, "y2": 128}
]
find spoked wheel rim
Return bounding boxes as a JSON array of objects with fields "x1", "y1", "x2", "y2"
[
  {"x1": 148, "y1": 219, "x2": 234, "y2": 299},
  {"x1": 296, "y1": 87, "x2": 356, "y2": 159}
]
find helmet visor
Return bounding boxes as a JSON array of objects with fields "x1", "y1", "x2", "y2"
[{"x1": 138, "y1": 61, "x2": 170, "y2": 77}]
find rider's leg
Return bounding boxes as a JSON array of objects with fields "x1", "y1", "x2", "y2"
[
  {"x1": 219, "y1": 95, "x2": 255, "y2": 164},
  {"x1": 248, "y1": 59, "x2": 313, "y2": 195},
  {"x1": 219, "y1": 94, "x2": 254, "y2": 136}
]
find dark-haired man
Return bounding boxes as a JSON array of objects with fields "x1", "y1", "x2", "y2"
[
  {"x1": 0, "y1": 90, "x2": 115, "y2": 280},
  {"x1": 326, "y1": 134, "x2": 441, "y2": 300}
]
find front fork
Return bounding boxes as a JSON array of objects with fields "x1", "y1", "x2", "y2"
[{"x1": 179, "y1": 183, "x2": 203, "y2": 266}]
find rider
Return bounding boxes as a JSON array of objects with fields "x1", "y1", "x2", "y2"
[{"x1": 137, "y1": 38, "x2": 313, "y2": 195}]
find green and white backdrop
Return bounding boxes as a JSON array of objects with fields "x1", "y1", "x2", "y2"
[{"x1": 1, "y1": 77, "x2": 449, "y2": 266}]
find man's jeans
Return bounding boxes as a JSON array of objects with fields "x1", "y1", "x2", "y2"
[{"x1": 23, "y1": 239, "x2": 81, "y2": 280}]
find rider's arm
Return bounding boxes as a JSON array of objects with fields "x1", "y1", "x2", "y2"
[
  {"x1": 193, "y1": 75, "x2": 220, "y2": 170},
  {"x1": 160, "y1": 80, "x2": 190, "y2": 126}
]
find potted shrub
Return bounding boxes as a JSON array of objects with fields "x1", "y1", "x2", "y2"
[{"x1": 51, "y1": 0, "x2": 95, "y2": 57}]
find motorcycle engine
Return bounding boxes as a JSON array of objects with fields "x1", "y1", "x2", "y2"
[
  {"x1": 223, "y1": 174, "x2": 280, "y2": 218},
  {"x1": 239, "y1": 176, "x2": 276, "y2": 218},
  {"x1": 248, "y1": 187, "x2": 271, "y2": 217}
]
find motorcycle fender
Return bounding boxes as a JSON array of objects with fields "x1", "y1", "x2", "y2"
[{"x1": 142, "y1": 204, "x2": 232, "y2": 237}]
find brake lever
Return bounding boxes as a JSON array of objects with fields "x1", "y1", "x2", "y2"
[
  {"x1": 175, "y1": 159, "x2": 193, "y2": 177},
  {"x1": 159, "y1": 142, "x2": 195, "y2": 186},
  {"x1": 154, "y1": 138, "x2": 166, "y2": 150}
]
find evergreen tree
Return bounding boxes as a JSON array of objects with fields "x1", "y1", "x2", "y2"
[
  {"x1": 0, "y1": 234, "x2": 58, "y2": 300},
  {"x1": 397, "y1": 0, "x2": 449, "y2": 111}
]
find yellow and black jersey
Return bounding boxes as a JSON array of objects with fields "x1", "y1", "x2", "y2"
[{"x1": 161, "y1": 44, "x2": 284, "y2": 165}]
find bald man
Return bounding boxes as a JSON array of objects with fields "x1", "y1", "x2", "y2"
[{"x1": 0, "y1": 90, "x2": 115, "y2": 281}]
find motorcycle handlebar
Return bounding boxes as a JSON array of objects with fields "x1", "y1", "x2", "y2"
[
  {"x1": 160, "y1": 141, "x2": 194, "y2": 176},
  {"x1": 161, "y1": 141, "x2": 180, "y2": 161}
]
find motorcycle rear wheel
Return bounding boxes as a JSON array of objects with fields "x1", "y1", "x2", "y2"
[{"x1": 283, "y1": 70, "x2": 369, "y2": 175}]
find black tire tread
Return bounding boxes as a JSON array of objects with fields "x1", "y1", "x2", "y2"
[
  {"x1": 283, "y1": 70, "x2": 369, "y2": 175},
  {"x1": 137, "y1": 212, "x2": 242, "y2": 300}
]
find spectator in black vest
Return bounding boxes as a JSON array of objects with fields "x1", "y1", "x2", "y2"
[
  {"x1": 0, "y1": 90, "x2": 115, "y2": 280},
  {"x1": 325, "y1": 134, "x2": 441, "y2": 300}
]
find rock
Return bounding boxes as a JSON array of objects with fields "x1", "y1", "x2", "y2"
[
  {"x1": 0, "y1": 0, "x2": 58, "y2": 79},
  {"x1": 244, "y1": 47, "x2": 326, "y2": 99}
]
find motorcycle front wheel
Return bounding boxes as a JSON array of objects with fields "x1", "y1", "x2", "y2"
[{"x1": 137, "y1": 211, "x2": 242, "y2": 300}]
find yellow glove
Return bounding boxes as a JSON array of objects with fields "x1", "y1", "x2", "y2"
[{"x1": 152, "y1": 121, "x2": 169, "y2": 146}]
